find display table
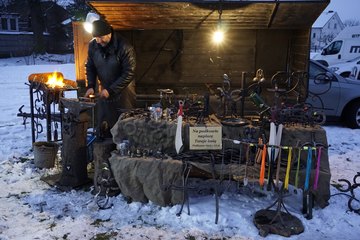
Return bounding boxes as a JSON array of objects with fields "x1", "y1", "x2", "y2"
[
  {"x1": 109, "y1": 116, "x2": 330, "y2": 208},
  {"x1": 109, "y1": 155, "x2": 184, "y2": 206}
]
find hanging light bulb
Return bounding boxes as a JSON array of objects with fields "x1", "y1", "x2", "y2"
[
  {"x1": 212, "y1": 4, "x2": 224, "y2": 44},
  {"x1": 83, "y1": 22, "x2": 93, "y2": 34},
  {"x1": 213, "y1": 29, "x2": 224, "y2": 44}
]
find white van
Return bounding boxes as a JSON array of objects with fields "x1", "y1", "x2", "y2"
[{"x1": 312, "y1": 26, "x2": 360, "y2": 67}]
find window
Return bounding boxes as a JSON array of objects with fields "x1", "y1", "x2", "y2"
[
  {"x1": 334, "y1": 23, "x2": 337, "y2": 29},
  {"x1": 323, "y1": 40, "x2": 343, "y2": 55},
  {"x1": 309, "y1": 62, "x2": 326, "y2": 79},
  {"x1": 1, "y1": 18, "x2": 7, "y2": 30},
  {"x1": 0, "y1": 15, "x2": 19, "y2": 31},
  {"x1": 313, "y1": 32, "x2": 316, "y2": 38},
  {"x1": 10, "y1": 18, "x2": 16, "y2": 30},
  {"x1": 310, "y1": 62, "x2": 337, "y2": 83}
]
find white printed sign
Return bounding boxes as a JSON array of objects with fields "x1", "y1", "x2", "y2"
[{"x1": 189, "y1": 126, "x2": 222, "y2": 150}]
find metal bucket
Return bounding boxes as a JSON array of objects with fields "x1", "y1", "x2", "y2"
[{"x1": 33, "y1": 141, "x2": 58, "y2": 169}]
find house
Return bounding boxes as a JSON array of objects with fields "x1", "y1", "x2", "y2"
[
  {"x1": 0, "y1": 1, "x2": 73, "y2": 57},
  {"x1": 0, "y1": 12, "x2": 34, "y2": 57},
  {"x1": 311, "y1": 10, "x2": 345, "y2": 51}
]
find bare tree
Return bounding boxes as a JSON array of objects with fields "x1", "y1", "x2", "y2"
[
  {"x1": 0, "y1": 0, "x2": 12, "y2": 7},
  {"x1": 65, "y1": 0, "x2": 90, "y2": 20},
  {"x1": 318, "y1": 33, "x2": 336, "y2": 49},
  {"x1": 28, "y1": 0, "x2": 46, "y2": 54},
  {"x1": 344, "y1": 19, "x2": 360, "y2": 27}
]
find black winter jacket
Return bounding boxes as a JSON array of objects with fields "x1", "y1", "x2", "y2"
[{"x1": 86, "y1": 31, "x2": 136, "y2": 99}]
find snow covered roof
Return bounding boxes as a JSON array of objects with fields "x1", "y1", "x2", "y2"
[{"x1": 313, "y1": 10, "x2": 339, "y2": 28}]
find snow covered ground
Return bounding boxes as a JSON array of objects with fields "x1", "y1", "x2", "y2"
[{"x1": 0, "y1": 54, "x2": 359, "y2": 240}]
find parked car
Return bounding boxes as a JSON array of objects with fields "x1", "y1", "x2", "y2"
[
  {"x1": 329, "y1": 56, "x2": 360, "y2": 77},
  {"x1": 307, "y1": 59, "x2": 360, "y2": 128}
]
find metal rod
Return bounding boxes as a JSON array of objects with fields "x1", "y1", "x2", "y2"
[
  {"x1": 46, "y1": 92, "x2": 52, "y2": 142},
  {"x1": 240, "y1": 72, "x2": 246, "y2": 118},
  {"x1": 30, "y1": 84, "x2": 35, "y2": 144}
]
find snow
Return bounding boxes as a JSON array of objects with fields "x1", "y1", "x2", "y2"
[
  {"x1": 312, "y1": 10, "x2": 337, "y2": 28},
  {"x1": 0, "y1": 54, "x2": 360, "y2": 240},
  {"x1": 324, "y1": 0, "x2": 360, "y2": 22}
]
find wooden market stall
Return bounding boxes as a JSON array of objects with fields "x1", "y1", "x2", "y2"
[{"x1": 71, "y1": 1, "x2": 332, "y2": 223}]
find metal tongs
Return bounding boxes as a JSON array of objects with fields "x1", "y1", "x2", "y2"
[{"x1": 79, "y1": 94, "x2": 98, "y2": 102}]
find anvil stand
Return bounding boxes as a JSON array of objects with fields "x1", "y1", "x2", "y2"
[{"x1": 56, "y1": 98, "x2": 96, "y2": 191}]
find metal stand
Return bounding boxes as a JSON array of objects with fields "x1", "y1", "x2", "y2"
[
  {"x1": 254, "y1": 184, "x2": 304, "y2": 237},
  {"x1": 57, "y1": 98, "x2": 95, "y2": 189},
  {"x1": 174, "y1": 152, "x2": 221, "y2": 224},
  {"x1": 265, "y1": 184, "x2": 291, "y2": 225}
]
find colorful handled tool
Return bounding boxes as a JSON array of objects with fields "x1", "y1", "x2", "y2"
[
  {"x1": 284, "y1": 147, "x2": 292, "y2": 190},
  {"x1": 259, "y1": 144, "x2": 267, "y2": 188},
  {"x1": 275, "y1": 147, "x2": 282, "y2": 187},
  {"x1": 304, "y1": 147, "x2": 312, "y2": 191},
  {"x1": 303, "y1": 147, "x2": 313, "y2": 220}
]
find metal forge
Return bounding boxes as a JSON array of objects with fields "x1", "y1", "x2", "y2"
[
  {"x1": 18, "y1": 72, "x2": 96, "y2": 189},
  {"x1": 18, "y1": 72, "x2": 77, "y2": 143}
]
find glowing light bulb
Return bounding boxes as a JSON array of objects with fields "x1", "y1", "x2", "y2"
[
  {"x1": 83, "y1": 22, "x2": 93, "y2": 34},
  {"x1": 83, "y1": 12, "x2": 100, "y2": 34},
  {"x1": 213, "y1": 30, "x2": 224, "y2": 44}
]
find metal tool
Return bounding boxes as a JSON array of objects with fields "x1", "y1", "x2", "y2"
[{"x1": 301, "y1": 131, "x2": 325, "y2": 220}]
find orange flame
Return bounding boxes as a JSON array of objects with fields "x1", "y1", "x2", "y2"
[{"x1": 46, "y1": 72, "x2": 64, "y2": 88}]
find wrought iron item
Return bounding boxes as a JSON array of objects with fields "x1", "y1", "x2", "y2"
[
  {"x1": 17, "y1": 72, "x2": 77, "y2": 143},
  {"x1": 333, "y1": 172, "x2": 360, "y2": 214}
]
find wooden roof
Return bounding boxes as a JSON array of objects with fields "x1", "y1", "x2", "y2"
[{"x1": 86, "y1": 0, "x2": 329, "y2": 30}]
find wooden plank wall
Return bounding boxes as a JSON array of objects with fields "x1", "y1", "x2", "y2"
[
  {"x1": 73, "y1": 23, "x2": 310, "y2": 107},
  {"x1": 290, "y1": 29, "x2": 311, "y2": 102},
  {"x1": 0, "y1": 33, "x2": 36, "y2": 57},
  {"x1": 131, "y1": 29, "x2": 257, "y2": 96},
  {"x1": 130, "y1": 29, "x2": 297, "y2": 96}
]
